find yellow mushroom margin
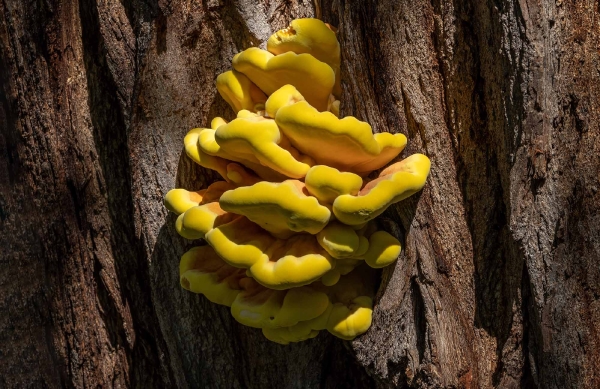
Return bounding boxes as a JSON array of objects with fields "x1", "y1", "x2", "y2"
[
  {"x1": 179, "y1": 245, "x2": 247, "y2": 306},
  {"x1": 232, "y1": 47, "x2": 335, "y2": 111},
  {"x1": 198, "y1": 114, "x2": 312, "y2": 180},
  {"x1": 271, "y1": 85, "x2": 408, "y2": 174},
  {"x1": 219, "y1": 180, "x2": 331, "y2": 238},
  {"x1": 205, "y1": 217, "x2": 335, "y2": 290},
  {"x1": 216, "y1": 70, "x2": 267, "y2": 113},
  {"x1": 267, "y1": 18, "x2": 342, "y2": 97},
  {"x1": 305, "y1": 165, "x2": 363, "y2": 204},
  {"x1": 333, "y1": 153, "x2": 431, "y2": 225}
]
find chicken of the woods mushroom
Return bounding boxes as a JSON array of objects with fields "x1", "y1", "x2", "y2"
[{"x1": 163, "y1": 18, "x2": 431, "y2": 344}]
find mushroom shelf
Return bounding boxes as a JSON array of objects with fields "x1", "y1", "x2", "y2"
[{"x1": 164, "y1": 18, "x2": 431, "y2": 345}]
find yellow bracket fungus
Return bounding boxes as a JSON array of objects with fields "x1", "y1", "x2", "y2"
[
  {"x1": 165, "y1": 181, "x2": 235, "y2": 216},
  {"x1": 262, "y1": 307, "x2": 330, "y2": 344},
  {"x1": 216, "y1": 70, "x2": 267, "y2": 113},
  {"x1": 198, "y1": 115, "x2": 312, "y2": 180},
  {"x1": 317, "y1": 222, "x2": 363, "y2": 259},
  {"x1": 197, "y1": 127, "x2": 286, "y2": 182},
  {"x1": 317, "y1": 266, "x2": 376, "y2": 342},
  {"x1": 206, "y1": 217, "x2": 334, "y2": 289},
  {"x1": 333, "y1": 153, "x2": 431, "y2": 225},
  {"x1": 329, "y1": 99, "x2": 340, "y2": 117},
  {"x1": 180, "y1": 245, "x2": 372, "y2": 342},
  {"x1": 233, "y1": 47, "x2": 335, "y2": 111},
  {"x1": 219, "y1": 180, "x2": 331, "y2": 237},
  {"x1": 363, "y1": 231, "x2": 402, "y2": 268},
  {"x1": 176, "y1": 201, "x2": 239, "y2": 240},
  {"x1": 320, "y1": 257, "x2": 363, "y2": 287},
  {"x1": 272, "y1": 85, "x2": 408, "y2": 174},
  {"x1": 165, "y1": 18, "x2": 432, "y2": 345},
  {"x1": 164, "y1": 188, "x2": 206, "y2": 215},
  {"x1": 225, "y1": 163, "x2": 261, "y2": 187},
  {"x1": 231, "y1": 283, "x2": 330, "y2": 329},
  {"x1": 184, "y1": 128, "x2": 230, "y2": 180},
  {"x1": 264, "y1": 84, "x2": 306, "y2": 118},
  {"x1": 267, "y1": 18, "x2": 342, "y2": 97},
  {"x1": 327, "y1": 296, "x2": 373, "y2": 340},
  {"x1": 179, "y1": 246, "x2": 247, "y2": 306},
  {"x1": 305, "y1": 165, "x2": 363, "y2": 203}
]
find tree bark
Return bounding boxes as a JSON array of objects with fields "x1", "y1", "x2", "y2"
[{"x1": 1, "y1": 0, "x2": 599, "y2": 388}]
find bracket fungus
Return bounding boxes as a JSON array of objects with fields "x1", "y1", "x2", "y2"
[
  {"x1": 164, "y1": 18, "x2": 431, "y2": 344},
  {"x1": 266, "y1": 18, "x2": 342, "y2": 98},
  {"x1": 216, "y1": 70, "x2": 267, "y2": 113},
  {"x1": 333, "y1": 153, "x2": 431, "y2": 225},
  {"x1": 274, "y1": 89, "x2": 408, "y2": 174},
  {"x1": 197, "y1": 114, "x2": 312, "y2": 180},
  {"x1": 305, "y1": 165, "x2": 363, "y2": 203},
  {"x1": 233, "y1": 48, "x2": 335, "y2": 111},
  {"x1": 206, "y1": 217, "x2": 335, "y2": 289},
  {"x1": 219, "y1": 180, "x2": 331, "y2": 237}
]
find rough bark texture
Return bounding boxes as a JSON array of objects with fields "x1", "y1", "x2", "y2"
[{"x1": 1, "y1": 0, "x2": 598, "y2": 388}]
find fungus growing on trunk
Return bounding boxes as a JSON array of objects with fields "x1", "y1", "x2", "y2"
[
  {"x1": 274, "y1": 96, "x2": 408, "y2": 174},
  {"x1": 163, "y1": 18, "x2": 430, "y2": 344},
  {"x1": 216, "y1": 70, "x2": 267, "y2": 113},
  {"x1": 219, "y1": 180, "x2": 331, "y2": 237},
  {"x1": 333, "y1": 153, "x2": 431, "y2": 225},
  {"x1": 267, "y1": 18, "x2": 342, "y2": 97},
  {"x1": 304, "y1": 165, "x2": 363, "y2": 203},
  {"x1": 233, "y1": 48, "x2": 335, "y2": 111}
]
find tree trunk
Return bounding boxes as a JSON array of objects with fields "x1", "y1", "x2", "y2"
[{"x1": 1, "y1": 0, "x2": 599, "y2": 387}]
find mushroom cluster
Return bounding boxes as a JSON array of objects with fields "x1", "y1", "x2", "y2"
[{"x1": 164, "y1": 18, "x2": 431, "y2": 344}]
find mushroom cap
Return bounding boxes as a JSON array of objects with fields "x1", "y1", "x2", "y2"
[
  {"x1": 262, "y1": 324, "x2": 319, "y2": 345},
  {"x1": 216, "y1": 70, "x2": 267, "y2": 113},
  {"x1": 305, "y1": 165, "x2": 363, "y2": 204},
  {"x1": 201, "y1": 181, "x2": 236, "y2": 203},
  {"x1": 206, "y1": 217, "x2": 334, "y2": 289},
  {"x1": 316, "y1": 265, "x2": 377, "y2": 340},
  {"x1": 165, "y1": 181, "x2": 232, "y2": 216},
  {"x1": 333, "y1": 153, "x2": 431, "y2": 225},
  {"x1": 250, "y1": 234, "x2": 335, "y2": 289},
  {"x1": 178, "y1": 245, "x2": 377, "y2": 343},
  {"x1": 274, "y1": 93, "x2": 407, "y2": 174},
  {"x1": 179, "y1": 246, "x2": 247, "y2": 306},
  {"x1": 265, "y1": 84, "x2": 306, "y2": 118},
  {"x1": 267, "y1": 18, "x2": 340, "y2": 70},
  {"x1": 176, "y1": 202, "x2": 239, "y2": 240},
  {"x1": 232, "y1": 47, "x2": 335, "y2": 111},
  {"x1": 267, "y1": 18, "x2": 341, "y2": 98},
  {"x1": 184, "y1": 128, "x2": 230, "y2": 180},
  {"x1": 219, "y1": 180, "x2": 331, "y2": 237},
  {"x1": 320, "y1": 271, "x2": 341, "y2": 286},
  {"x1": 210, "y1": 116, "x2": 313, "y2": 179},
  {"x1": 180, "y1": 245, "x2": 334, "y2": 333},
  {"x1": 329, "y1": 99, "x2": 340, "y2": 117},
  {"x1": 327, "y1": 297, "x2": 373, "y2": 340},
  {"x1": 261, "y1": 266, "x2": 377, "y2": 343},
  {"x1": 164, "y1": 188, "x2": 206, "y2": 215},
  {"x1": 261, "y1": 304, "x2": 333, "y2": 344},
  {"x1": 205, "y1": 216, "x2": 274, "y2": 268},
  {"x1": 320, "y1": 257, "x2": 362, "y2": 286},
  {"x1": 317, "y1": 222, "x2": 361, "y2": 258},
  {"x1": 362, "y1": 231, "x2": 402, "y2": 268},
  {"x1": 197, "y1": 125, "x2": 289, "y2": 182},
  {"x1": 231, "y1": 284, "x2": 330, "y2": 329}
]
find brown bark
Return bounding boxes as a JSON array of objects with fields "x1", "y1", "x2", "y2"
[{"x1": 1, "y1": 0, "x2": 598, "y2": 388}]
